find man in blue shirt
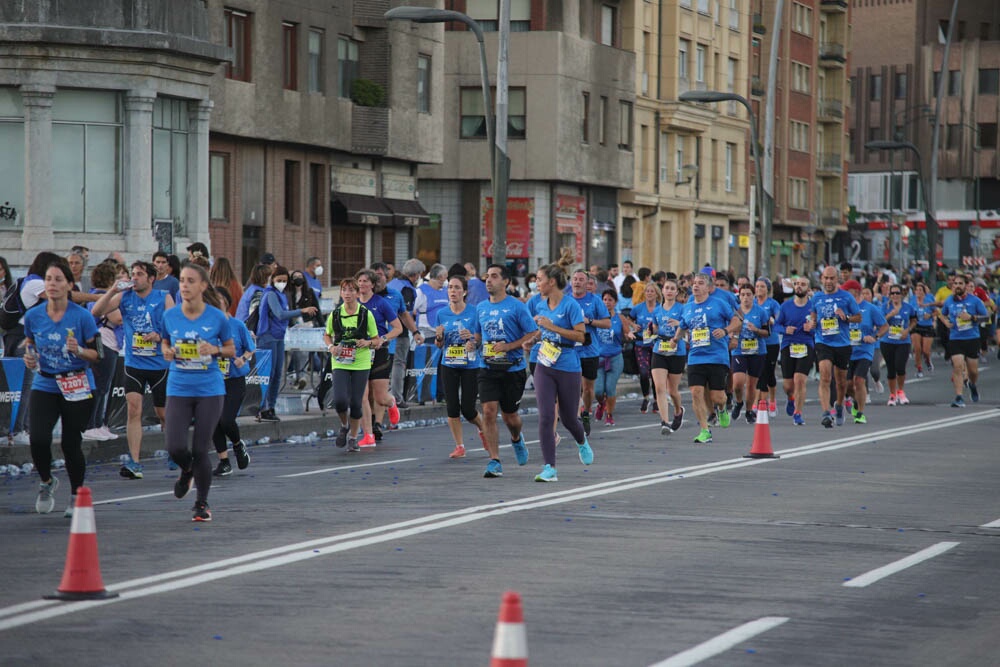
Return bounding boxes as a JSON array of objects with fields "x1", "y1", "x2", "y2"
[
  {"x1": 774, "y1": 275, "x2": 816, "y2": 426},
  {"x1": 304, "y1": 256, "x2": 324, "y2": 299},
  {"x1": 843, "y1": 280, "x2": 888, "y2": 425},
  {"x1": 570, "y1": 269, "x2": 611, "y2": 435},
  {"x1": 464, "y1": 262, "x2": 490, "y2": 307},
  {"x1": 810, "y1": 266, "x2": 862, "y2": 428},
  {"x1": 937, "y1": 274, "x2": 989, "y2": 406}
]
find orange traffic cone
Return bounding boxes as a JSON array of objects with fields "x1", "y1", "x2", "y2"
[
  {"x1": 744, "y1": 400, "x2": 779, "y2": 459},
  {"x1": 44, "y1": 487, "x2": 119, "y2": 600},
  {"x1": 490, "y1": 591, "x2": 527, "y2": 667}
]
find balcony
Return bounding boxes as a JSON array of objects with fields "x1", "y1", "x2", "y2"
[
  {"x1": 820, "y1": 0, "x2": 848, "y2": 12},
  {"x1": 818, "y1": 42, "x2": 847, "y2": 66},
  {"x1": 352, "y1": 105, "x2": 389, "y2": 155},
  {"x1": 818, "y1": 207, "x2": 843, "y2": 227},
  {"x1": 678, "y1": 76, "x2": 690, "y2": 94},
  {"x1": 751, "y1": 75, "x2": 764, "y2": 97},
  {"x1": 817, "y1": 98, "x2": 844, "y2": 122},
  {"x1": 694, "y1": 80, "x2": 708, "y2": 91},
  {"x1": 752, "y1": 14, "x2": 766, "y2": 34},
  {"x1": 817, "y1": 152, "x2": 843, "y2": 175}
]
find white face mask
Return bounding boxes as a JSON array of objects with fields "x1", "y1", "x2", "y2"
[
  {"x1": 273, "y1": 281, "x2": 287, "y2": 291},
  {"x1": 314, "y1": 266, "x2": 324, "y2": 277}
]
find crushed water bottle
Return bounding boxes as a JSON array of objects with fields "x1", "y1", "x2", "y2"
[
  {"x1": 52, "y1": 459, "x2": 65, "y2": 469},
  {"x1": 21, "y1": 462, "x2": 34, "y2": 475},
  {"x1": 287, "y1": 435, "x2": 303, "y2": 444},
  {"x1": 257, "y1": 436, "x2": 271, "y2": 445},
  {"x1": 326, "y1": 429, "x2": 337, "y2": 438},
  {"x1": 119, "y1": 454, "x2": 131, "y2": 464},
  {"x1": 154, "y1": 450, "x2": 169, "y2": 459}
]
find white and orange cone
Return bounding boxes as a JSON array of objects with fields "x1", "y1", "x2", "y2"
[
  {"x1": 490, "y1": 591, "x2": 527, "y2": 666},
  {"x1": 44, "y1": 487, "x2": 119, "y2": 600},
  {"x1": 744, "y1": 400, "x2": 780, "y2": 459}
]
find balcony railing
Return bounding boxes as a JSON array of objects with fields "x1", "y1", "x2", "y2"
[
  {"x1": 694, "y1": 80, "x2": 708, "y2": 91},
  {"x1": 820, "y1": 0, "x2": 848, "y2": 12},
  {"x1": 752, "y1": 13, "x2": 766, "y2": 34},
  {"x1": 678, "y1": 77, "x2": 690, "y2": 94},
  {"x1": 817, "y1": 152, "x2": 843, "y2": 174},
  {"x1": 818, "y1": 42, "x2": 846, "y2": 63},
  {"x1": 819, "y1": 207, "x2": 843, "y2": 227},
  {"x1": 751, "y1": 75, "x2": 764, "y2": 96},
  {"x1": 817, "y1": 98, "x2": 844, "y2": 120}
]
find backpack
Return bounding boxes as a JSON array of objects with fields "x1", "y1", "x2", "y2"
[
  {"x1": 0, "y1": 277, "x2": 30, "y2": 331},
  {"x1": 243, "y1": 288, "x2": 265, "y2": 334},
  {"x1": 331, "y1": 304, "x2": 369, "y2": 343}
]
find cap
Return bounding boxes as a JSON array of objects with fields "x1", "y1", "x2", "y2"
[
  {"x1": 699, "y1": 266, "x2": 716, "y2": 278},
  {"x1": 260, "y1": 252, "x2": 276, "y2": 265},
  {"x1": 756, "y1": 277, "x2": 772, "y2": 291},
  {"x1": 842, "y1": 279, "x2": 863, "y2": 291}
]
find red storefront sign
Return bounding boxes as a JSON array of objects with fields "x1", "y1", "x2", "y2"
[
  {"x1": 555, "y1": 195, "x2": 586, "y2": 263},
  {"x1": 483, "y1": 197, "x2": 533, "y2": 259}
]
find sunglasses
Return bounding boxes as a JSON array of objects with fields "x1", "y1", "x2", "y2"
[{"x1": 890, "y1": 291, "x2": 902, "y2": 295}]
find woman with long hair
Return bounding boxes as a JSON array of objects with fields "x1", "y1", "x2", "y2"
[
  {"x1": 355, "y1": 269, "x2": 403, "y2": 446},
  {"x1": 326, "y1": 278, "x2": 378, "y2": 452},
  {"x1": 209, "y1": 257, "x2": 243, "y2": 317},
  {"x1": 880, "y1": 284, "x2": 917, "y2": 406},
  {"x1": 161, "y1": 264, "x2": 235, "y2": 521},
  {"x1": 730, "y1": 284, "x2": 770, "y2": 424},
  {"x1": 910, "y1": 282, "x2": 938, "y2": 377},
  {"x1": 650, "y1": 279, "x2": 687, "y2": 435},
  {"x1": 284, "y1": 269, "x2": 324, "y2": 390},
  {"x1": 631, "y1": 281, "x2": 662, "y2": 414},
  {"x1": 82, "y1": 261, "x2": 124, "y2": 442},
  {"x1": 23, "y1": 259, "x2": 101, "y2": 516},
  {"x1": 593, "y1": 288, "x2": 631, "y2": 427},
  {"x1": 211, "y1": 287, "x2": 255, "y2": 477},
  {"x1": 753, "y1": 278, "x2": 782, "y2": 417},
  {"x1": 0, "y1": 255, "x2": 12, "y2": 302}
]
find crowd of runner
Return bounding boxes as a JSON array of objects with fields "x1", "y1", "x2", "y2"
[{"x1": 4, "y1": 245, "x2": 997, "y2": 522}]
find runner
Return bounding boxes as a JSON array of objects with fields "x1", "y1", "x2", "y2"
[
  {"x1": 631, "y1": 282, "x2": 661, "y2": 414},
  {"x1": 669, "y1": 273, "x2": 740, "y2": 443},
  {"x1": 531, "y1": 261, "x2": 593, "y2": 482},
  {"x1": 879, "y1": 284, "x2": 918, "y2": 406},
  {"x1": 594, "y1": 289, "x2": 630, "y2": 427},
  {"x1": 910, "y1": 282, "x2": 938, "y2": 378},
  {"x1": 434, "y1": 275, "x2": 486, "y2": 459},
  {"x1": 91, "y1": 261, "x2": 174, "y2": 479},
  {"x1": 211, "y1": 288, "x2": 254, "y2": 476},
  {"x1": 730, "y1": 284, "x2": 770, "y2": 424},
  {"x1": 23, "y1": 260, "x2": 101, "y2": 516},
  {"x1": 160, "y1": 264, "x2": 234, "y2": 522},
  {"x1": 476, "y1": 264, "x2": 538, "y2": 478},
  {"x1": 774, "y1": 276, "x2": 817, "y2": 426},
  {"x1": 754, "y1": 278, "x2": 782, "y2": 417},
  {"x1": 938, "y1": 274, "x2": 989, "y2": 407},
  {"x1": 861, "y1": 287, "x2": 886, "y2": 394},
  {"x1": 843, "y1": 280, "x2": 888, "y2": 425},
  {"x1": 355, "y1": 269, "x2": 403, "y2": 446},
  {"x1": 810, "y1": 266, "x2": 862, "y2": 428},
  {"x1": 650, "y1": 279, "x2": 687, "y2": 435},
  {"x1": 569, "y1": 269, "x2": 611, "y2": 436}
]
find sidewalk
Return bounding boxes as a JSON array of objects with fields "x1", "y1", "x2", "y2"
[{"x1": 0, "y1": 378, "x2": 643, "y2": 466}]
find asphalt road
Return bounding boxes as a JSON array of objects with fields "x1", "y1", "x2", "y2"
[{"x1": 1, "y1": 364, "x2": 998, "y2": 666}]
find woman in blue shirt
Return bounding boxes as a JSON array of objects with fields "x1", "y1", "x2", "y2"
[
  {"x1": 356, "y1": 269, "x2": 404, "y2": 446},
  {"x1": 211, "y1": 287, "x2": 256, "y2": 477},
  {"x1": 434, "y1": 275, "x2": 486, "y2": 460},
  {"x1": 731, "y1": 284, "x2": 770, "y2": 424},
  {"x1": 531, "y1": 259, "x2": 593, "y2": 482},
  {"x1": 910, "y1": 282, "x2": 938, "y2": 377},
  {"x1": 631, "y1": 281, "x2": 663, "y2": 414},
  {"x1": 753, "y1": 278, "x2": 782, "y2": 417},
  {"x1": 23, "y1": 260, "x2": 101, "y2": 516},
  {"x1": 161, "y1": 264, "x2": 235, "y2": 522},
  {"x1": 650, "y1": 279, "x2": 688, "y2": 435},
  {"x1": 594, "y1": 289, "x2": 630, "y2": 427},
  {"x1": 879, "y1": 285, "x2": 917, "y2": 406}
]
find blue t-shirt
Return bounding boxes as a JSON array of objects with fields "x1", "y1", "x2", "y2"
[
  {"x1": 810, "y1": 289, "x2": 860, "y2": 348},
  {"x1": 756, "y1": 297, "x2": 782, "y2": 346},
  {"x1": 880, "y1": 300, "x2": 917, "y2": 344},
  {"x1": 940, "y1": 293, "x2": 988, "y2": 341},
  {"x1": 235, "y1": 284, "x2": 264, "y2": 321},
  {"x1": 119, "y1": 289, "x2": 171, "y2": 371},
  {"x1": 595, "y1": 313, "x2": 624, "y2": 358},
  {"x1": 160, "y1": 305, "x2": 231, "y2": 397},
  {"x1": 735, "y1": 304, "x2": 769, "y2": 357},
  {"x1": 774, "y1": 299, "x2": 815, "y2": 350},
  {"x1": 525, "y1": 293, "x2": 542, "y2": 363},
  {"x1": 534, "y1": 295, "x2": 584, "y2": 373},
  {"x1": 476, "y1": 295, "x2": 538, "y2": 372},
  {"x1": 631, "y1": 302, "x2": 661, "y2": 348},
  {"x1": 572, "y1": 291, "x2": 610, "y2": 359},
  {"x1": 466, "y1": 277, "x2": 489, "y2": 307},
  {"x1": 153, "y1": 275, "x2": 179, "y2": 301},
  {"x1": 379, "y1": 288, "x2": 406, "y2": 319},
  {"x1": 359, "y1": 293, "x2": 400, "y2": 337},
  {"x1": 23, "y1": 302, "x2": 99, "y2": 395},
  {"x1": 223, "y1": 317, "x2": 256, "y2": 379},
  {"x1": 435, "y1": 304, "x2": 483, "y2": 369},
  {"x1": 651, "y1": 302, "x2": 688, "y2": 357},
  {"x1": 709, "y1": 288, "x2": 739, "y2": 314},
  {"x1": 679, "y1": 297, "x2": 733, "y2": 367},
  {"x1": 913, "y1": 294, "x2": 937, "y2": 327},
  {"x1": 850, "y1": 301, "x2": 887, "y2": 362}
]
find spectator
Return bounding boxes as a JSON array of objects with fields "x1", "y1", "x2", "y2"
[
  {"x1": 235, "y1": 263, "x2": 272, "y2": 321},
  {"x1": 630, "y1": 267, "x2": 652, "y2": 306},
  {"x1": 152, "y1": 251, "x2": 180, "y2": 300},
  {"x1": 613, "y1": 260, "x2": 634, "y2": 291},
  {"x1": 285, "y1": 269, "x2": 324, "y2": 390},
  {"x1": 304, "y1": 256, "x2": 324, "y2": 298},
  {"x1": 387, "y1": 258, "x2": 425, "y2": 406},
  {"x1": 67, "y1": 252, "x2": 89, "y2": 292},
  {"x1": 414, "y1": 263, "x2": 449, "y2": 336},
  {"x1": 209, "y1": 257, "x2": 243, "y2": 317},
  {"x1": 464, "y1": 262, "x2": 489, "y2": 306},
  {"x1": 187, "y1": 242, "x2": 210, "y2": 264}
]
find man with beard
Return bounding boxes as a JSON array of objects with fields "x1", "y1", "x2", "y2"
[
  {"x1": 774, "y1": 276, "x2": 817, "y2": 426},
  {"x1": 937, "y1": 274, "x2": 989, "y2": 407},
  {"x1": 810, "y1": 266, "x2": 861, "y2": 428}
]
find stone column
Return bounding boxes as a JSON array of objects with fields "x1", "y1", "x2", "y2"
[
  {"x1": 20, "y1": 84, "x2": 55, "y2": 252},
  {"x1": 124, "y1": 90, "x2": 156, "y2": 255},
  {"x1": 187, "y1": 99, "x2": 213, "y2": 248}
]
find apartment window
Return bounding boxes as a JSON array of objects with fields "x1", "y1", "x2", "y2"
[
  {"x1": 598, "y1": 96, "x2": 608, "y2": 145},
  {"x1": 979, "y1": 68, "x2": 1000, "y2": 95},
  {"x1": 938, "y1": 20, "x2": 950, "y2": 44},
  {"x1": 150, "y1": 96, "x2": 188, "y2": 236},
  {"x1": 659, "y1": 131, "x2": 669, "y2": 182},
  {"x1": 307, "y1": 29, "x2": 324, "y2": 93},
  {"x1": 697, "y1": 0, "x2": 710, "y2": 14},
  {"x1": 696, "y1": 44, "x2": 706, "y2": 83},
  {"x1": 948, "y1": 70, "x2": 962, "y2": 96},
  {"x1": 792, "y1": 62, "x2": 811, "y2": 93},
  {"x1": 980, "y1": 22, "x2": 991, "y2": 41},
  {"x1": 979, "y1": 123, "x2": 998, "y2": 148},
  {"x1": 729, "y1": 0, "x2": 739, "y2": 30},
  {"x1": 946, "y1": 124, "x2": 961, "y2": 150},
  {"x1": 725, "y1": 142, "x2": 735, "y2": 192},
  {"x1": 933, "y1": 71, "x2": 942, "y2": 94},
  {"x1": 618, "y1": 101, "x2": 633, "y2": 150},
  {"x1": 675, "y1": 138, "x2": 685, "y2": 177},
  {"x1": 792, "y1": 3, "x2": 812, "y2": 36},
  {"x1": 957, "y1": 21, "x2": 966, "y2": 41},
  {"x1": 791, "y1": 120, "x2": 810, "y2": 152},
  {"x1": 679, "y1": 39, "x2": 690, "y2": 81},
  {"x1": 417, "y1": 55, "x2": 431, "y2": 113},
  {"x1": 338, "y1": 37, "x2": 360, "y2": 99},
  {"x1": 308, "y1": 163, "x2": 323, "y2": 225},
  {"x1": 600, "y1": 5, "x2": 618, "y2": 47},
  {"x1": 789, "y1": 178, "x2": 808, "y2": 209},
  {"x1": 582, "y1": 92, "x2": 590, "y2": 143},
  {"x1": 224, "y1": 8, "x2": 252, "y2": 82},
  {"x1": 727, "y1": 57, "x2": 737, "y2": 92},
  {"x1": 867, "y1": 127, "x2": 880, "y2": 143},
  {"x1": 209, "y1": 153, "x2": 229, "y2": 221},
  {"x1": 459, "y1": 87, "x2": 526, "y2": 139},
  {"x1": 640, "y1": 125, "x2": 650, "y2": 182},
  {"x1": 680, "y1": 0, "x2": 692, "y2": 8},
  {"x1": 282, "y1": 22, "x2": 298, "y2": 90},
  {"x1": 869, "y1": 74, "x2": 882, "y2": 100},
  {"x1": 894, "y1": 72, "x2": 907, "y2": 100},
  {"x1": 467, "y1": 0, "x2": 532, "y2": 32},
  {"x1": 284, "y1": 160, "x2": 300, "y2": 223}
]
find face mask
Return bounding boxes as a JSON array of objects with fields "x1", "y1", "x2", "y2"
[
  {"x1": 314, "y1": 266, "x2": 324, "y2": 277},
  {"x1": 273, "y1": 281, "x2": 287, "y2": 291},
  {"x1": 292, "y1": 277, "x2": 305, "y2": 287}
]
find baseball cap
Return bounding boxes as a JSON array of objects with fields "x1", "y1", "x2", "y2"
[
  {"x1": 842, "y1": 279, "x2": 863, "y2": 291},
  {"x1": 260, "y1": 252, "x2": 276, "y2": 265},
  {"x1": 699, "y1": 266, "x2": 716, "y2": 278}
]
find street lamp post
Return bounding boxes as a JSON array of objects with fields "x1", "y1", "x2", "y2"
[
  {"x1": 864, "y1": 140, "x2": 933, "y2": 269},
  {"x1": 679, "y1": 90, "x2": 770, "y2": 278}
]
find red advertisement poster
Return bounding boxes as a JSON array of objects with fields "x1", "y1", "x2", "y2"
[
  {"x1": 483, "y1": 197, "x2": 533, "y2": 258},
  {"x1": 555, "y1": 195, "x2": 586, "y2": 263}
]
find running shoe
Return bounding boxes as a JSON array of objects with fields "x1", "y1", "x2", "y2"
[
  {"x1": 258, "y1": 409, "x2": 280, "y2": 422},
  {"x1": 174, "y1": 468, "x2": 194, "y2": 499},
  {"x1": 120, "y1": 458, "x2": 144, "y2": 480},
  {"x1": 844, "y1": 397, "x2": 853, "y2": 413},
  {"x1": 594, "y1": 401, "x2": 605, "y2": 422},
  {"x1": 821, "y1": 411, "x2": 834, "y2": 429},
  {"x1": 793, "y1": 413, "x2": 805, "y2": 426},
  {"x1": 916, "y1": 369, "x2": 924, "y2": 378},
  {"x1": 969, "y1": 383, "x2": 979, "y2": 403},
  {"x1": 64, "y1": 497, "x2": 75, "y2": 519},
  {"x1": 669, "y1": 407, "x2": 684, "y2": 433},
  {"x1": 887, "y1": 394, "x2": 897, "y2": 407},
  {"x1": 605, "y1": 414, "x2": 615, "y2": 426},
  {"x1": 346, "y1": 436, "x2": 360, "y2": 452},
  {"x1": 192, "y1": 501, "x2": 212, "y2": 522},
  {"x1": 82, "y1": 428, "x2": 104, "y2": 441},
  {"x1": 745, "y1": 410, "x2": 756, "y2": 424},
  {"x1": 388, "y1": 399, "x2": 400, "y2": 426},
  {"x1": 166, "y1": 456, "x2": 179, "y2": 471},
  {"x1": 707, "y1": 410, "x2": 718, "y2": 427},
  {"x1": 359, "y1": 433, "x2": 377, "y2": 448},
  {"x1": 854, "y1": 412, "x2": 867, "y2": 424},
  {"x1": 851, "y1": 403, "x2": 859, "y2": 418},
  {"x1": 725, "y1": 393, "x2": 734, "y2": 411},
  {"x1": 581, "y1": 411, "x2": 591, "y2": 437},
  {"x1": 652, "y1": 400, "x2": 659, "y2": 414},
  {"x1": 233, "y1": 440, "x2": 250, "y2": 469},
  {"x1": 692, "y1": 428, "x2": 713, "y2": 444},
  {"x1": 874, "y1": 380, "x2": 885, "y2": 394},
  {"x1": 927, "y1": 360, "x2": 935, "y2": 372},
  {"x1": 534, "y1": 464, "x2": 558, "y2": 482},
  {"x1": 372, "y1": 422, "x2": 383, "y2": 442},
  {"x1": 213, "y1": 459, "x2": 232, "y2": 477},
  {"x1": 660, "y1": 421, "x2": 671, "y2": 436},
  {"x1": 835, "y1": 404, "x2": 845, "y2": 426},
  {"x1": 640, "y1": 398, "x2": 649, "y2": 414},
  {"x1": 768, "y1": 400, "x2": 777, "y2": 418},
  {"x1": 951, "y1": 395, "x2": 966, "y2": 408},
  {"x1": 896, "y1": 390, "x2": 910, "y2": 405},
  {"x1": 577, "y1": 437, "x2": 594, "y2": 465},
  {"x1": 785, "y1": 399, "x2": 795, "y2": 417},
  {"x1": 478, "y1": 430, "x2": 488, "y2": 451},
  {"x1": 335, "y1": 427, "x2": 349, "y2": 448},
  {"x1": 731, "y1": 401, "x2": 743, "y2": 422},
  {"x1": 448, "y1": 444, "x2": 466, "y2": 459},
  {"x1": 717, "y1": 407, "x2": 731, "y2": 429},
  {"x1": 484, "y1": 459, "x2": 503, "y2": 478},
  {"x1": 511, "y1": 434, "x2": 529, "y2": 466},
  {"x1": 35, "y1": 476, "x2": 59, "y2": 514}
]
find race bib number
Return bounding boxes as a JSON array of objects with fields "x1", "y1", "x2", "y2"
[
  {"x1": 56, "y1": 371, "x2": 92, "y2": 402},
  {"x1": 821, "y1": 317, "x2": 839, "y2": 336},
  {"x1": 132, "y1": 333, "x2": 157, "y2": 357},
  {"x1": 849, "y1": 328, "x2": 862, "y2": 346},
  {"x1": 483, "y1": 342, "x2": 506, "y2": 360},
  {"x1": 538, "y1": 340, "x2": 563, "y2": 367},
  {"x1": 218, "y1": 358, "x2": 231, "y2": 376},
  {"x1": 657, "y1": 339, "x2": 677, "y2": 356},
  {"x1": 790, "y1": 343, "x2": 808, "y2": 359},
  {"x1": 691, "y1": 327, "x2": 710, "y2": 348},
  {"x1": 175, "y1": 338, "x2": 208, "y2": 371},
  {"x1": 740, "y1": 338, "x2": 759, "y2": 354},
  {"x1": 336, "y1": 342, "x2": 356, "y2": 364},
  {"x1": 445, "y1": 345, "x2": 468, "y2": 365},
  {"x1": 889, "y1": 325, "x2": 904, "y2": 340},
  {"x1": 643, "y1": 329, "x2": 656, "y2": 344},
  {"x1": 957, "y1": 314, "x2": 973, "y2": 332}
]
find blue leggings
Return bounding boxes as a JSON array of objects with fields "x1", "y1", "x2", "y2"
[
  {"x1": 595, "y1": 354, "x2": 624, "y2": 399},
  {"x1": 257, "y1": 334, "x2": 285, "y2": 411}
]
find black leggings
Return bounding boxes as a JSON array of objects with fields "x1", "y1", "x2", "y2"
[
  {"x1": 165, "y1": 395, "x2": 224, "y2": 505},
  {"x1": 213, "y1": 376, "x2": 247, "y2": 453},
  {"x1": 439, "y1": 364, "x2": 479, "y2": 421},
  {"x1": 333, "y1": 368, "x2": 369, "y2": 419},
  {"x1": 29, "y1": 389, "x2": 92, "y2": 494},
  {"x1": 880, "y1": 342, "x2": 911, "y2": 380},
  {"x1": 756, "y1": 344, "x2": 780, "y2": 391}
]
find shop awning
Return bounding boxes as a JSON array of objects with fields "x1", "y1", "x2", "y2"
[
  {"x1": 383, "y1": 198, "x2": 431, "y2": 227},
  {"x1": 331, "y1": 194, "x2": 393, "y2": 226}
]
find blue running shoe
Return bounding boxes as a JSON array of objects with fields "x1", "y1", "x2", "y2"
[
  {"x1": 577, "y1": 437, "x2": 594, "y2": 465},
  {"x1": 511, "y1": 434, "x2": 529, "y2": 466},
  {"x1": 793, "y1": 413, "x2": 805, "y2": 426},
  {"x1": 951, "y1": 396, "x2": 966, "y2": 408},
  {"x1": 484, "y1": 459, "x2": 503, "y2": 478},
  {"x1": 970, "y1": 383, "x2": 979, "y2": 403},
  {"x1": 534, "y1": 464, "x2": 558, "y2": 482},
  {"x1": 835, "y1": 404, "x2": 845, "y2": 427},
  {"x1": 120, "y1": 458, "x2": 144, "y2": 479},
  {"x1": 785, "y1": 399, "x2": 795, "y2": 417}
]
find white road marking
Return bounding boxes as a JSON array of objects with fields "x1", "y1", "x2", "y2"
[
  {"x1": 980, "y1": 518, "x2": 1000, "y2": 528},
  {"x1": 1, "y1": 412, "x2": 996, "y2": 630},
  {"x1": 648, "y1": 616, "x2": 790, "y2": 667},
  {"x1": 93, "y1": 491, "x2": 174, "y2": 505},
  {"x1": 278, "y1": 458, "x2": 418, "y2": 478},
  {"x1": 842, "y1": 541, "x2": 961, "y2": 588}
]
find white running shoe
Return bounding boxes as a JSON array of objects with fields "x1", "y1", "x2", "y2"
[
  {"x1": 82, "y1": 428, "x2": 104, "y2": 441},
  {"x1": 97, "y1": 426, "x2": 118, "y2": 440}
]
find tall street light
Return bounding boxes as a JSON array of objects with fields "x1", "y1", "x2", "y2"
[
  {"x1": 679, "y1": 90, "x2": 771, "y2": 279},
  {"x1": 864, "y1": 140, "x2": 934, "y2": 269},
  {"x1": 385, "y1": 6, "x2": 510, "y2": 265}
]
